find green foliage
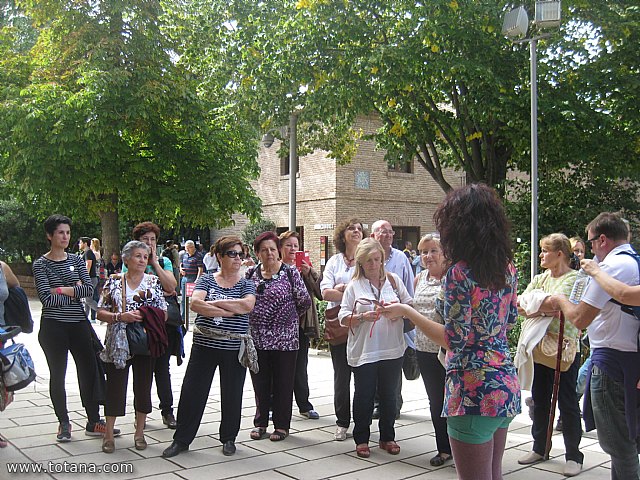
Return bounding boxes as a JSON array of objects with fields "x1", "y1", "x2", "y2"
[
  {"x1": 313, "y1": 299, "x2": 328, "y2": 350},
  {"x1": 0, "y1": 196, "x2": 47, "y2": 261},
  {"x1": 0, "y1": 0, "x2": 262, "y2": 257},
  {"x1": 242, "y1": 218, "x2": 277, "y2": 255}
]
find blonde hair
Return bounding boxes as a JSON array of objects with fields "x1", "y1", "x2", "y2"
[
  {"x1": 417, "y1": 233, "x2": 441, "y2": 251},
  {"x1": 352, "y1": 238, "x2": 386, "y2": 282},
  {"x1": 540, "y1": 233, "x2": 572, "y2": 264},
  {"x1": 91, "y1": 238, "x2": 101, "y2": 251},
  {"x1": 569, "y1": 236, "x2": 585, "y2": 251}
]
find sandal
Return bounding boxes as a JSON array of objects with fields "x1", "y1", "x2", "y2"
[
  {"x1": 250, "y1": 427, "x2": 269, "y2": 440},
  {"x1": 379, "y1": 440, "x2": 400, "y2": 455},
  {"x1": 356, "y1": 443, "x2": 370, "y2": 458},
  {"x1": 134, "y1": 436, "x2": 147, "y2": 451},
  {"x1": 269, "y1": 429, "x2": 288, "y2": 442},
  {"x1": 430, "y1": 453, "x2": 452, "y2": 466},
  {"x1": 102, "y1": 439, "x2": 115, "y2": 454}
]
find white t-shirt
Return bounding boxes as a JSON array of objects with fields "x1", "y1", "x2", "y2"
[
  {"x1": 319, "y1": 253, "x2": 356, "y2": 309},
  {"x1": 582, "y1": 244, "x2": 640, "y2": 352},
  {"x1": 338, "y1": 273, "x2": 412, "y2": 367}
]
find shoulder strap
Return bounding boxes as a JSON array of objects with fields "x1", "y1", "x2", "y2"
[
  {"x1": 608, "y1": 251, "x2": 640, "y2": 319},
  {"x1": 385, "y1": 272, "x2": 397, "y2": 291}
]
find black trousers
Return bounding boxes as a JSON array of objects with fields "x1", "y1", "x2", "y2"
[
  {"x1": 531, "y1": 353, "x2": 584, "y2": 463},
  {"x1": 251, "y1": 349, "x2": 297, "y2": 431},
  {"x1": 104, "y1": 355, "x2": 155, "y2": 417},
  {"x1": 38, "y1": 320, "x2": 100, "y2": 424},
  {"x1": 352, "y1": 357, "x2": 403, "y2": 445},
  {"x1": 294, "y1": 328, "x2": 314, "y2": 413},
  {"x1": 330, "y1": 342, "x2": 352, "y2": 428},
  {"x1": 174, "y1": 344, "x2": 247, "y2": 445},
  {"x1": 417, "y1": 350, "x2": 451, "y2": 455},
  {"x1": 153, "y1": 325, "x2": 180, "y2": 416}
]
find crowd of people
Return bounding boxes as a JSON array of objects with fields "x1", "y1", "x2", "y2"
[{"x1": 1, "y1": 183, "x2": 639, "y2": 480}]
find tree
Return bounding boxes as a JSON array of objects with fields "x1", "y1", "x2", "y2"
[
  {"x1": 173, "y1": 0, "x2": 638, "y2": 200},
  {"x1": 0, "y1": 0, "x2": 262, "y2": 257}
]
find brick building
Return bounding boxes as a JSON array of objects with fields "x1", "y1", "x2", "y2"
[{"x1": 214, "y1": 115, "x2": 464, "y2": 269}]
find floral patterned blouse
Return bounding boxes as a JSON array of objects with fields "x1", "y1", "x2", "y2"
[
  {"x1": 99, "y1": 273, "x2": 167, "y2": 314},
  {"x1": 247, "y1": 263, "x2": 311, "y2": 351},
  {"x1": 440, "y1": 261, "x2": 521, "y2": 418}
]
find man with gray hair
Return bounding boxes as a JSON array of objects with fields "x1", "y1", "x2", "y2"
[
  {"x1": 370, "y1": 220, "x2": 415, "y2": 419},
  {"x1": 180, "y1": 240, "x2": 203, "y2": 320}
]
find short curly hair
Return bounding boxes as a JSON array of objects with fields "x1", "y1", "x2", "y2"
[
  {"x1": 333, "y1": 218, "x2": 367, "y2": 254},
  {"x1": 434, "y1": 183, "x2": 512, "y2": 290},
  {"x1": 132, "y1": 222, "x2": 160, "y2": 241}
]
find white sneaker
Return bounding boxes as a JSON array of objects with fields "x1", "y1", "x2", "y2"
[
  {"x1": 563, "y1": 460, "x2": 582, "y2": 477},
  {"x1": 334, "y1": 426, "x2": 348, "y2": 441},
  {"x1": 518, "y1": 451, "x2": 544, "y2": 465}
]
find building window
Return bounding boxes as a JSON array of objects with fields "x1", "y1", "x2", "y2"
[
  {"x1": 388, "y1": 157, "x2": 413, "y2": 174},
  {"x1": 280, "y1": 153, "x2": 299, "y2": 176}
]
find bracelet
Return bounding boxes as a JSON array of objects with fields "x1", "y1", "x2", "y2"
[
  {"x1": 359, "y1": 313, "x2": 364, "y2": 323},
  {"x1": 114, "y1": 313, "x2": 121, "y2": 323},
  {"x1": 56, "y1": 287, "x2": 62, "y2": 295}
]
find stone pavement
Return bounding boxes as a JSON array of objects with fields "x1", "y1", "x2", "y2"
[{"x1": 0, "y1": 300, "x2": 612, "y2": 479}]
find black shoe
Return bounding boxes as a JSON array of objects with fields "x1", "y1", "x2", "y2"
[
  {"x1": 372, "y1": 407, "x2": 380, "y2": 420},
  {"x1": 162, "y1": 441, "x2": 189, "y2": 458},
  {"x1": 555, "y1": 417, "x2": 563, "y2": 432},
  {"x1": 163, "y1": 413, "x2": 177, "y2": 429},
  {"x1": 222, "y1": 441, "x2": 236, "y2": 456}
]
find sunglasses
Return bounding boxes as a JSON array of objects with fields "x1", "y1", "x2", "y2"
[{"x1": 224, "y1": 250, "x2": 246, "y2": 259}]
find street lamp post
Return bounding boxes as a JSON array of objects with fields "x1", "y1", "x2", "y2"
[
  {"x1": 262, "y1": 112, "x2": 299, "y2": 232},
  {"x1": 502, "y1": 1, "x2": 561, "y2": 282}
]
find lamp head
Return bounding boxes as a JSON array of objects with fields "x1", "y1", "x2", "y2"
[
  {"x1": 502, "y1": 6, "x2": 529, "y2": 39},
  {"x1": 262, "y1": 132, "x2": 275, "y2": 148}
]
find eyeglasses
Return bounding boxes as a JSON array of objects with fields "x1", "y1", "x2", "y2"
[
  {"x1": 587, "y1": 235, "x2": 601, "y2": 244},
  {"x1": 349, "y1": 298, "x2": 382, "y2": 337},
  {"x1": 376, "y1": 229, "x2": 395, "y2": 236},
  {"x1": 224, "y1": 250, "x2": 246, "y2": 259},
  {"x1": 346, "y1": 225, "x2": 363, "y2": 232}
]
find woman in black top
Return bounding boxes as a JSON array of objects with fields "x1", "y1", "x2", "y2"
[{"x1": 32, "y1": 214, "x2": 118, "y2": 443}]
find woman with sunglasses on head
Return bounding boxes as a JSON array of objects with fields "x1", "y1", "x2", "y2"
[
  {"x1": 412, "y1": 233, "x2": 452, "y2": 467},
  {"x1": 320, "y1": 218, "x2": 366, "y2": 441},
  {"x1": 279, "y1": 231, "x2": 322, "y2": 420},
  {"x1": 163, "y1": 236, "x2": 256, "y2": 458},
  {"x1": 97, "y1": 240, "x2": 167, "y2": 454},
  {"x1": 338, "y1": 238, "x2": 412, "y2": 459},
  {"x1": 247, "y1": 231, "x2": 311, "y2": 442}
]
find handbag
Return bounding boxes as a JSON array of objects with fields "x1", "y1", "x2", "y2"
[
  {"x1": 532, "y1": 331, "x2": 577, "y2": 372},
  {"x1": 4, "y1": 286, "x2": 34, "y2": 334},
  {"x1": 165, "y1": 295, "x2": 183, "y2": 327},
  {"x1": 323, "y1": 305, "x2": 349, "y2": 345},
  {"x1": 0, "y1": 342, "x2": 36, "y2": 391},
  {"x1": 402, "y1": 347, "x2": 420, "y2": 380},
  {"x1": 120, "y1": 275, "x2": 150, "y2": 356}
]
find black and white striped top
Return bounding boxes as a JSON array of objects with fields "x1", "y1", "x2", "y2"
[
  {"x1": 193, "y1": 274, "x2": 255, "y2": 350},
  {"x1": 32, "y1": 254, "x2": 93, "y2": 323}
]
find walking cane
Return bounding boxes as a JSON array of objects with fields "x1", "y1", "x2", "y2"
[{"x1": 544, "y1": 311, "x2": 566, "y2": 460}]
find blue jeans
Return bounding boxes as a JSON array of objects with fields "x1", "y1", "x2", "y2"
[
  {"x1": 180, "y1": 276, "x2": 196, "y2": 320},
  {"x1": 576, "y1": 353, "x2": 591, "y2": 398},
  {"x1": 591, "y1": 365, "x2": 640, "y2": 480}
]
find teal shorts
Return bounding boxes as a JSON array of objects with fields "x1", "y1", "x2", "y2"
[{"x1": 447, "y1": 415, "x2": 513, "y2": 445}]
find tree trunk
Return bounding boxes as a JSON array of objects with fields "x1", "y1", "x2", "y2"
[{"x1": 99, "y1": 209, "x2": 120, "y2": 259}]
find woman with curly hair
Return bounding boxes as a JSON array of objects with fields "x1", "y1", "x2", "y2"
[
  {"x1": 381, "y1": 184, "x2": 521, "y2": 480},
  {"x1": 320, "y1": 218, "x2": 366, "y2": 441}
]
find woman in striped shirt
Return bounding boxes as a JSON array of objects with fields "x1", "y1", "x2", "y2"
[
  {"x1": 162, "y1": 235, "x2": 256, "y2": 458},
  {"x1": 32, "y1": 214, "x2": 116, "y2": 443}
]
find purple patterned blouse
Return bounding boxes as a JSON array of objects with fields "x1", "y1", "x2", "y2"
[{"x1": 247, "y1": 263, "x2": 311, "y2": 351}]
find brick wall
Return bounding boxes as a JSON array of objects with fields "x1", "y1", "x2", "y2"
[{"x1": 215, "y1": 114, "x2": 463, "y2": 269}]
